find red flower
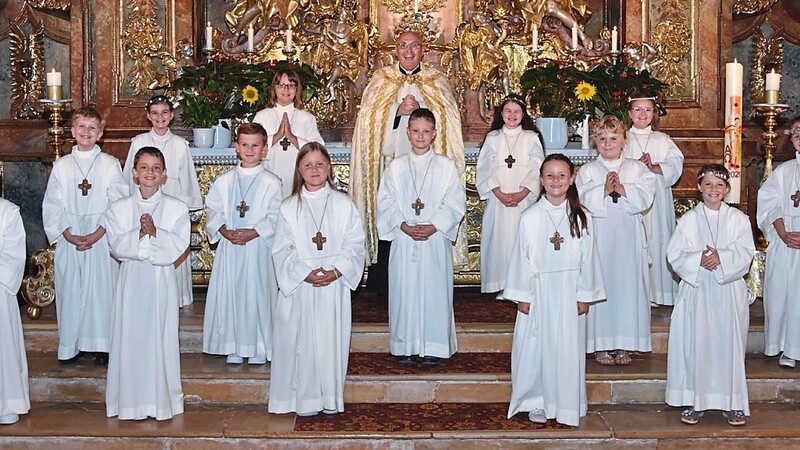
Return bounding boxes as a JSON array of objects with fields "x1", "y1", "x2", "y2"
[
  {"x1": 620, "y1": 72, "x2": 628, "y2": 79},
  {"x1": 612, "y1": 90, "x2": 622, "y2": 97},
  {"x1": 199, "y1": 76, "x2": 206, "y2": 83},
  {"x1": 642, "y1": 83, "x2": 648, "y2": 89}
]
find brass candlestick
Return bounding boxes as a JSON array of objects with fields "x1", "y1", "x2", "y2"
[
  {"x1": 39, "y1": 99, "x2": 72, "y2": 160},
  {"x1": 283, "y1": 46, "x2": 297, "y2": 62},
  {"x1": 752, "y1": 102, "x2": 789, "y2": 185}
]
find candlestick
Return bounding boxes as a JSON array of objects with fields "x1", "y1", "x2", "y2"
[
  {"x1": 572, "y1": 24, "x2": 578, "y2": 50},
  {"x1": 752, "y1": 102, "x2": 789, "y2": 185},
  {"x1": 611, "y1": 26, "x2": 618, "y2": 53},
  {"x1": 285, "y1": 29, "x2": 293, "y2": 53},
  {"x1": 765, "y1": 69, "x2": 781, "y2": 104},
  {"x1": 247, "y1": 24, "x2": 254, "y2": 52},
  {"x1": 205, "y1": 22, "x2": 213, "y2": 50},
  {"x1": 724, "y1": 58, "x2": 744, "y2": 203},
  {"x1": 532, "y1": 24, "x2": 538, "y2": 52},
  {"x1": 39, "y1": 98, "x2": 72, "y2": 160},
  {"x1": 46, "y1": 69, "x2": 62, "y2": 101}
]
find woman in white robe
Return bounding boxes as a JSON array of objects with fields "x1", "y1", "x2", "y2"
[
  {"x1": 123, "y1": 96, "x2": 202, "y2": 308},
  {"x1": 269, "y1": 143, "x2": 366, "y2": 416},
  {"x1": 505, "y1": 154, "x2": 606, "y2": 427},
  {"x1": 476, "y1": 98, "x2": 544, "y2": 294},
  {"x1": 624, "y1": 98, "x2": 684, "y2": 306},
  {"x1": 105, "y1": 147, "x2": 190, "y2": 421},
  {"x1": 666, "y1": 164, "x2": 754, "y2": 426},
  {"x1": 576, "y1": 116, "x2": 656, "y2": 365},
  {"x1": 0, "y1": 198, "x2": 29, "y2": 425},
  {"x1": 253, "y1": 69, "x2": 324, "y2": 198}
]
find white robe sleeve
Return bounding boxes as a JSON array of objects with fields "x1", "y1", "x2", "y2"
[
  {"x1": 272, "y1": 209, "x2": 317, "y2": 295},
  {"x1": 713, "y1": 208, "x2": 755, "y2": 285},
  {"x1": 149, "y1": 207, "x2": 190, "y2": 266},
  {"x1": 428, "y1": 161, "x2": 466, "y2": 242},
  {"x1": 0, "y1": 202, "x2": 25, "y2": 295},
  {"x1": 756, "y1": 164, "x2": 787, "y2": 242},
  {"x1": 253, "y1": 176, "x2": 282, "y2": 244},
  {"x1": 106, "y1": 203, "x2": 150, "y2": 262},
  {"x1": 519, "y1": 135, "x2": 545, "y2": 196},
  {"x1": 475, "y1": 135, "x2": 501, "y2": 199},
  {"x1": 621, "y1": 161, "x2": 657, "y2": 215},
  {"x1": 204, "y1": 173, "x2": 229, "y2": 244},
  {"x1": 577, "y1": 216, "x2": 606, "y2": 303},
  {"x1": 122, "y1": 139, "x2": 139, "y2": 194},
  {"x1": 105, "y1": 158, "x2": 130, "y2": 205},
  {"x1": 376, "y1": 163, "x2": 406, "y2": 241},
  {"x1": 331, "y1": 200, "x2": 367, "y2": 290},
  {"x1": 42, "y1": 164, "x2": 70, "y2": 243},
  {"x1": 658, "y1": 135, "x2": 684, "y2": 187},
  {"x1": 294, "y1": 112, "x2": 325, "y2": 149},
  {"x1": 502, "y1": 217, "x2": 534, "y2": 304},
  {"x1": 174, "y1": 144, "x2": 203, "y2": 210},
  {"x1": 667, "y1": 211, "x2": 706, "y2": 288},
  {"x1": 576, "y1": 164, "x2": 608, "y2": 217}
]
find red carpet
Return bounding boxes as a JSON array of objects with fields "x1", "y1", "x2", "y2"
[{"x1": 352, "y1": 290, "x2": 517, "y2": 324}]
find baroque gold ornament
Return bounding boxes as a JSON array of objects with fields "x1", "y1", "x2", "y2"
[
  {"x1": 649, "y1": 0, "x2": 692, "y2": 97},
  {"x1": 8, "y1": 2, "x2": 46, "y2": 119},
  {"x1": 122, "y1": 0, "x2": 174, "y2": 95}
]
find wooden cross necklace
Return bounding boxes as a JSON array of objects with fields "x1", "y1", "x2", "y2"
[
  {"x1": 502, "y1": 128, "x2": 521, "y2": 169},
  {"x1": 408, "y1": 154, "x2": 434, "y2": 216},
  {"x1": 235, "y1": 166, "x2": 262, "y2": 218},
  {"x1": 545, "y1": 203, "x2": 567, "y2": 251},
  {"x1": 305, "y1": 192, "x2": 331, "y2": 251},
  {"x1": 791, "y1": 160, "x2": 800, "y2": 207},
  {"x1": 73, "y1": 152, "x2": 100, "y2": 196}
]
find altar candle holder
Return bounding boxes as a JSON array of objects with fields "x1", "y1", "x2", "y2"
[
  {"x1": 527, "y1": 46, "x2": 542, "y2": 65},
  {"x1": 609, "y1": 49, "x2": 621, "y2": 66},
  {"x1": 283, "y1": 46, "x2": 297, "y2": 62},
  {"x1": 39, "y1": 99, "x2": 73, "y2": 160},
  {"x1": 752, "y1": 102, "x2": 790, "y2": 185}
]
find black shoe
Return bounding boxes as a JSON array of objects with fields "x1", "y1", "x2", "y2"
[
  {"x1": 94, "y1": 353, "x2": 109, "y2": 366},
  {"x1": 398, "y1": 355, "x2": 417, "y2": 366},
  {"x1": 421, "y1": 356, "x2": 441, "y2": 366}
]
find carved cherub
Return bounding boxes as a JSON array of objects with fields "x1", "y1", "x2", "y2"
[{"x1": 624, "y1": 42, "x2": 658, "y2": 73}]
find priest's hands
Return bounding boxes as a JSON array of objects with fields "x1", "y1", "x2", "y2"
[
  {"x1": 304, "y1": 267, "x2": 339, "y2": 287},
  {"x1": 139, "y1": 213, "x2": 157, "y2": 239},
  {"x1": 492, "y1": 187, "x2": 530, "y2": 207},
  {"x1": 396, "y1": 95, "x2": 420, "y2": 116},
  {"x1": 639, "y1": 153, "x2": 663, "y2": 175},
  {"x1": 604, "y1": 172, "x2": 626, "y2": 199},
  {"x1": 700, "y1": 245, "x2": 720, "y2": 271},
  {"x1": 220, "y1": 225, "x2": 259, "y2": 245},
  {"x1": 401, "y1": 222, "x2": 437, "y2": 240}
]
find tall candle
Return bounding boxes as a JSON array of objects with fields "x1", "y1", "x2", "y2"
[
  {"x1": 414, "y1": 0, "x2": 419, "y2": 13},
  {"x1": 571, "y1": 24, "x2": 578, "y2": 50},
  {"x1": 46, "y1": 68, "x2": 62, "y2": 101},
  {"x1": 205, "y1": 22, "x2": 213, "y2": 50},
  {"x1": 765, "y1": 69, "x2": 781, "y2": 91},
  {"x1": 285, "y1": 29, "x2": 293, "y2": 52},
  {"x1": 723, "y1": 59, "x2": 743, "y2": 203},
  {"x1": 611, "y1": 26, "x2": 618, "y2": 52},
  {"x1": 532, "y1": 25, "x2": 538, "y2": 52},
  {"x1": 247, "y1": 24, "x2": 254, "y2": 52}
]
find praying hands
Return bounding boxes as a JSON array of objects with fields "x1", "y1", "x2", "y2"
[
  {"x1": 139, "y1": 213, "x2": 157, "y2": 239},
  {"x1": 272, "y1": 113, "x2": 299, "y2": 149},
  {"x1": 604, "y1": 171, "x2": 627, "y2": 200},
  {"x1": 638, "y1": 153, "x2": 663, "y2": 175},
  {"x1": 700, "y1": 245, "x2": 720, "y2": 271},
  {"x1": 396, "y1": 94, "x2": 420, "y2": 116}
]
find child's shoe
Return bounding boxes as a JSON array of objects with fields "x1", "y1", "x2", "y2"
[
  {"x1": 528, "y1": 409, "x2": 547, "y2": 424},
  {"x1": 0, "y1": 414, "x2": 19, "y2": 425},
  {"x1": 226, "y1": 354, "x2": 244, "y2": 364},
  {"x1": 779, "y1": 354, "x2": 796, "y2": 368},
  {"x1": 248, "y1": 354, "x2": 267, "y2": 365}
]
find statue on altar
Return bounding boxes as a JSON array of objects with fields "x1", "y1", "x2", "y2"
[
  {"x1": 312, "y1": 5, "x2": 369, "y2": 104},
  {"x1": 455, "y1": 12, "x2": 510, "y2": 97},
  {"x1": 222, "y1": 0, "x2": 299, "y2": 53},
  {"x1": 514, "y1": 0, "x2": 592, "y2": 45}
]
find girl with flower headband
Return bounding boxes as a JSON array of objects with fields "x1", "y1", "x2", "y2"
[
  {"x1": 576, "y1": 115, "x2": 657, "y2": 367},
  {"x1": 253, "y1": 68, "x2": 325, "y2": 198},
  {"x1": 666, "y1": 164, "x2": 755, "y2": 426},
  {"x1": 476, "y1": 97, "x2": 545, "y2": 297},
  {"x1": 123, "y1": 95, "x2": 202, "y2": 308},
  {"x1": 757, "y1": 115, "x2": 800, "y2": 370},
  {"x1": 624, "y1": 96, "x2": 684, "y2": 307}
]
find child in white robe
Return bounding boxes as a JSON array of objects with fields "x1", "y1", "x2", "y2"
[
  {"x1": 666, "y1": 164, "x2": 755, "y2": 426},
  {"x1": 269, "y1": 142, "x2": 366, "y2": 417},
  {"x1": 505, "y1": 154, "x2": 606, "y2": 427},
  {"x1": 203, "y1": 123, "x2": 283, "y2": 365},
  {"x1": 0, "y1": 198, "x2": 29, "y2": 425},
  {"x1": 105, "y1": 147, "x2": 190, "y2": 421},
  {"x1": 758, "y1": 117, "x2": 800, "y2": 369},
  {"x1": 476, "y1": 97, "x2": 545, "y2": 295},
  {"x1": 377, "y1": 108, "x2": 466, "y2": 366},
  {"x1": 576, "y1": 115, "x2": 657, "y2": 366},
  {"x1": 123, "y1": 95, "x2": 202, "y2": 308},
  {"x1": 42, "y1": 106, "x2": 127, "y2": 364},
  {"x1": 253, "y1": 68, "x2": 325, "y2": 198},
  {"x1": 624, "y1": 97, "x2": 684, "y2": 306}
]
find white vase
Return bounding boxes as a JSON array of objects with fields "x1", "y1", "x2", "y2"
[
  {"x1": 537, "y1": 117, "x2": 569, "y2": 149},
  {"x1": 212, "y1": 119, "x2": 232, "y2": 149},
  {"x1": 193, "y1": 127, "x2": 215, "y2": 148}
]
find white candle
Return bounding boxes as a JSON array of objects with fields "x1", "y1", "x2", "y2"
[
  {"x1": 572, "y1": 24, "x2": 578, "y2": 50},
  {"x1": 723, "y1": 59, "x2": 743, "y2": 203},
  {"x1": 285, "y1": 29, "x2": 293, "y2": 52},
  {"x1": 765, "y1": 69, "x2": 781, "y2": 91},
  {"x1": 247, "y1": 24, "x2": 254, "y2": 52},
  {"x1": 611, "y1": 26, "x2": 618, "y2": 52},
  {"x1": 414, "y1": 0, "x2": 419, "y2": 13},
  {"x1": 205, "y1": 22, "x2": 213, "y2": 50},
  {"x1": 532, "y1": 25, "x2": 538, "y2": 52},
  {"x1": 46, "y1": 68, "x2": 62, "y2": 101}
]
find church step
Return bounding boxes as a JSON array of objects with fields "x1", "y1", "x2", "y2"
[
  {"x1": 2, "y1": 402, "x2": 800, "y2": 448},
  {"x1": 25, "y1": 353, "x2": 800, "y2": 405}
]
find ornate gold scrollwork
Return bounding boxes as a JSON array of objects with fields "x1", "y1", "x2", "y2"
[
  {"x1": 748, "y1": 27, "x2": 783, "y2": 116},
  {"x1": 122, "y1": 0, "x2": 174, "y2": 95},
  {"x1": 26, "y1": 0, "x2": 70, "y2": 10},
  {"x1": 9, "y1": 3, "x2": 46, "y2": 119},
  {"x1": 21, "y1": 244, "x2": 56, "y2": 320},
  {"x1": 733, "y1": 0, "x2": 778, "y2": 15},
  {"x1": 649, "y1": 0, "x2": 691, "y2": 97},
  {"x1": 191, "y1": 164, "x2": 234, "y2": 284}
]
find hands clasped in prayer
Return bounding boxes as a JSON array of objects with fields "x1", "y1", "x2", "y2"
[
  {"x1": 273, "y1": 113, "x2": 298, "y2": 150},
  {"x1": 139, "y1": 213, "x2": 157, "y2": 239},
  {"x1": 700, "y1": 245, "x2": 721, "y2": 271},
  {"x1": 63, "y1": 228, "x2": 105, "y2": 252},
  {"x1": 638, "y1": 153, "x2": 663, "y2": 175},
  {"x1": 396, "y1": 94, "x2": 420, "y2": 117},
  {"x1": 603, "y1": 171, "x2": 626, "y2": 200},
  {"x1": 219, "y1": 225, "x2": 258, "y2": 246},
  {"x1": 400, "y1": 222, "x2": 436, "y2": 241}
]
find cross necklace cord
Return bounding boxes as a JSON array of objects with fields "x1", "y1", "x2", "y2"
[
  {"x1": 235, "y1": 167, "x2": 262, "y2": 218},
  {"x1": 74, "y1": 153, "x2": 101, "y2": 196},
  {"x1": 631, "y1": 130, "x2": 652, "y2": 158},
  {"x1": 545, "y1": 204, "x2": 567, "y2": 251},
  {"x1": 503, "y1": 128, "x2": 521, "y2": 169},
  {"x1": 305, "y1": 192, "x2": 331, "y2": 251},
  {"x1": 407, "y1": 154, "x2": 434, "y2": 216},
  {"x1": 702, "y1": 203, "x2": 720, "y2": 249}
]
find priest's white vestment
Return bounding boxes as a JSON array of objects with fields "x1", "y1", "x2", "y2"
[
  {"x1": 505, "y1": 199, "x2": 606, "y2": 426},
  {"x1": 124, "y1": 130, "x2": 203, "y2": 308},
  {"x1": 757, "y1": 153, "x2": 800, "y2": 359},
  {"x1": 253, "y1": 105, "x2": 325, "y2": 198},
  {"x1": 476, "y1": 127, "x2": 544, "y2": 293},
  {"x1": 202, "y1": 165, "x2": 283, "y2": 360},
  {"x1": 624, "y1": 127, "x2": 684, "y2": 305},
  {"x1": 377, "y1": 151, "x2": 466, "y2": 358},
  {"x1": 269, "y1": 185, "x2": 366, "y2": 415},
  {"x1": 0, "y1": 198, "x2": 29, "y2": 419},
  {"x1": 576, "y1": 157, "x2": 656, "y2": 352},
  {"x1": 42, "y1": 145, "x2": 128, "y2": 360},
  {"x1": 665, "y1": 203, "x2": 754, "y2": 414},
  {"x1": 104, "y1": 190, "x2": 189, "y2": 420}
]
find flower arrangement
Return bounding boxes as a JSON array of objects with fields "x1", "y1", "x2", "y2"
[{"x1": 168, "y1": 58, "x2": 321, "y2": 127}]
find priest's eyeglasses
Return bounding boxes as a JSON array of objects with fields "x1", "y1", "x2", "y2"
[
  {"x1": 397, "y1": 42, "x2": 421, "y2": 50},
  {"x1": 631, "y1": 107, "x2": 654, "y2": 113},
  {"x1": 276, "y1": 82, "x2": 297, "y2": 90}
]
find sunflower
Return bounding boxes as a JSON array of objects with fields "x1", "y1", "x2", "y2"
[
  {"x1": 574, "y1": 82, "x2": 597, "y2": 101},
  {"x1": 242, "y1": 85, "x2": 259, "y2": 105}
]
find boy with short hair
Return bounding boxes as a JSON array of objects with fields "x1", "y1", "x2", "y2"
[
  {"x1": 42, "y1": 106, "x2": 127, "y2": 364},
  {"x1": 202, "y1": 123, "x2": 283, "y2": 365},
  {"x1": 376, "y1": 108, "x2": 466, "y2": 366}
]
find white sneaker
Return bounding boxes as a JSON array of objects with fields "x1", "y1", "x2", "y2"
[
  {"x1": 322, "y1": 408, "x2": 339, "y2": 415},
  {"x1": 296, "y1": 411, "x2": 319, "y2": 417},
  {"x1": 0, "y1": 414, "x2": 19, "y2": 425},
  {"x1": 226, "y1": 354, "x2": 244, "y2": 364},
  {"x1": 528, "y1": 408, "x2": 547, "y2": 424},
  {"x1": 779, "y1": 354, "x2": 796, "y2": 368},
  {"x1": 248, "y1": 354, "x2": 267, "y2": 365}
]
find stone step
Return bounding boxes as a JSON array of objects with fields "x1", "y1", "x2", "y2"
[
  {"x1": 2, "y1": 402, "x2": 800, "y2": 448},
  {"x1": 26, "y1": 352, "x2": 800, "y2": 405}
]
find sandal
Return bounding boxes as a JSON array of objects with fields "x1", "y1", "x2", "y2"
[
  {"x1": 680, "y1": 408, "x2": 704, "y2": 425},
  {"x1": 594, "y1": 351, "x2": 616, "y2": 366},
  {"x1": 722, "y1": 410, "x2": 746, "y2": 426},
  {"x1": 614, "y1": 350, "x2": 632, "y2": 366}
]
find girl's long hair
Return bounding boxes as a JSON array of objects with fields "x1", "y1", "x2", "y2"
[
  {"x1": 539, "y1": 153, "x2": 588, "y2": 238},
  {"x1": 290, "y1": 142, "x2": 336, "y2": 197},
  {"x1": 483, "y1": 96, "x2": 545, "y2": 149},
  {"x1": 628, "y1": 98, "x2": 660, "y2": 130}
]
